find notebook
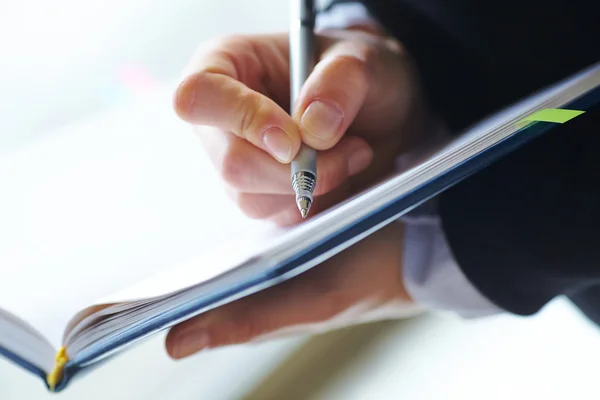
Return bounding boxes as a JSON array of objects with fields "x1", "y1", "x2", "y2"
[{"x1": 1, "y1": 61, "x2": 599, "y2": 393}]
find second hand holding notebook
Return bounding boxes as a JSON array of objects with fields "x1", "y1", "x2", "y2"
[{"x1": 0, "y1": 55, "x2": 599, "y2": 393}]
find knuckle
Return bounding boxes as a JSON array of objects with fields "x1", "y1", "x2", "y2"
[
  {"x1": 234, "y1": 90, "x2": 265, "y2": 139},
  {"x1": 189, "y1": 34, "x2": 251, "y2": 79}
]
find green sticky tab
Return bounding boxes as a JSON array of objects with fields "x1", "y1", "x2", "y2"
[{"x1": 519, "y1": 108, "x2": 585, "y2": 124}]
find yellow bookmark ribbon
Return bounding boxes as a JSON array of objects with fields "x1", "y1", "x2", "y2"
[{"x1": 47, "y1": 347, "x2": 69, "y2": 391}]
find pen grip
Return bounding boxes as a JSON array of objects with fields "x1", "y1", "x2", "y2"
[{"x1": 291, "y1": 145, "x2": 317, "y2": 174}]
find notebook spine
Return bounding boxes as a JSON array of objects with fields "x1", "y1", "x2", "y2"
[{"x1": 46, "y1": 347, "x2": 69, "y2": 391}]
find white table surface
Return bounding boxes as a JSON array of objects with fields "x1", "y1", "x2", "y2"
[{"x1": 318, "y1": 300, "x2": 600, "y2": 400}]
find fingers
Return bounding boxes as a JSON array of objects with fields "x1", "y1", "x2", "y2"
[
  {"x1": 165, "y1": 252, "x2": 344, "y2": 359},
  {"x1": 296, "y1": 31, "x2": 417, "y2": 143},
  {"x1": 164, "y1": 223, "x2": 413, "y2": 360},
  {"x1": 292, "y1": 38, "x2": 372, "y2": 150},
  {"x1": 197, "y1": 128, "x2": 291, "y2": 194},
  {"x1": 175, "y1": 73, "x2": 300, "y2": 163},
  {"x1": 176, "y1": 32, "x2": 383, "y2": 164},
  {"x1": 174, "y1": 35, "x2": 301, "y2": 163},
  {"x1": 201, "y1": 127, "x2": 372, "y2": 196}
]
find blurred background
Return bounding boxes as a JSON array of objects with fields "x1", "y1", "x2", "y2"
[
  {"x1": 0, "y1": 0, "x2": 290, "y2": 150},
  {"x1": 1, "y1": 0, "x2": 599, "y2": 399}
]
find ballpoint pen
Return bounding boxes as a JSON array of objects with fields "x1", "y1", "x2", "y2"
[{"x1": 290, "y1": 0, "x2": 318, "y2": 218}]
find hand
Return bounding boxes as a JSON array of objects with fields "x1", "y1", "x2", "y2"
[
  {"x1": 173, "y1": 26, "x2": 433, "y2": 226},
  {"x1": 166, "y1": 222, "x2": 420, "y2": 359},
  {"x1": 166, "y1": 26, "x2": 434, "y2": 359}
]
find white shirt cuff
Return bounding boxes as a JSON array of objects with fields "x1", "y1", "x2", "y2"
[
  {"x1": 401, "y1": 209, "x2": 503, "y2": 318},
  {"x1": 394, "y1": 124, "x2": 502, "y2": 318},
  {"x1": 315, "y1": 1, "x2": 381, "y2": 31}
]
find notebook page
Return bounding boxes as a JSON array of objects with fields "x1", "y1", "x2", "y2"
[
  {"x1": 0, "y1": 87, "x2": 276, "y2": 349},
  {"x1": 95, "y1": 229, "x2": 286, "y2": 303}
]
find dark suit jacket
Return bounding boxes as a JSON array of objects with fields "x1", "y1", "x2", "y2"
[{"x1": 327, "y1": 0, "x2": 600, "y2": 324}]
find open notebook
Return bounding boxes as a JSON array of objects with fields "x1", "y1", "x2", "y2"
[{"x1": 1, "y1": 61, "x2": 599, "y2": 393}]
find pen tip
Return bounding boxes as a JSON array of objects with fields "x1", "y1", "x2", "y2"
[{"x1": 297, "y1": 197, "x2": 311, "y2": 219}]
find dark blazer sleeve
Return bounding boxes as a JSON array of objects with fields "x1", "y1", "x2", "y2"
[
  {"x1": 328, "y1": 0, "x2": 599, "y2": 132},
  {"x1": 327, "y1": 0, "x2": 600, "y2": 322}
]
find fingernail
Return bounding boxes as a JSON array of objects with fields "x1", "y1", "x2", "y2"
[
  {"x1": 262, "y1": 127, "x2": 293, "y2": 162},
  {"x1": 301, "y1": 101, "x2": 343, "y2": 140},
  {"x1": 172, "y1": 330, "x2": 210, "y2": 359},
  {"x1": 348, "y1": 147, "x2": 372, "y2": 176}
]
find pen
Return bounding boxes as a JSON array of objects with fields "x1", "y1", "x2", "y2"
[{"x1": 290, "y1": 0, "x2": 317, "y2": 218}]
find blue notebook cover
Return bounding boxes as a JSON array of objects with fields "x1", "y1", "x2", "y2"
[{"x1": 2, "y1": 61, "x2": 600, "y2": 393}]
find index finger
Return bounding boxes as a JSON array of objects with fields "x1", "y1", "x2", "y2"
[{"x1": 174, "y1": 34, "x2": 302, "y2": 163}]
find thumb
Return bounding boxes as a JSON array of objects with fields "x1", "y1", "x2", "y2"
[
  {"x1": 293, "y1": 30, "x2": 412, "y2": 150},
  {"x1": 291, "y1": 35, "x2": 372, "y2": 150}
]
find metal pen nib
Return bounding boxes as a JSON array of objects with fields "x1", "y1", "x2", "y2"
[
  {"x1": 292, "y1": 169, "x2": 316, "y2": 218},
  {"x1": 297, "y1": 197, "x2": 311, "y2": 218}
]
